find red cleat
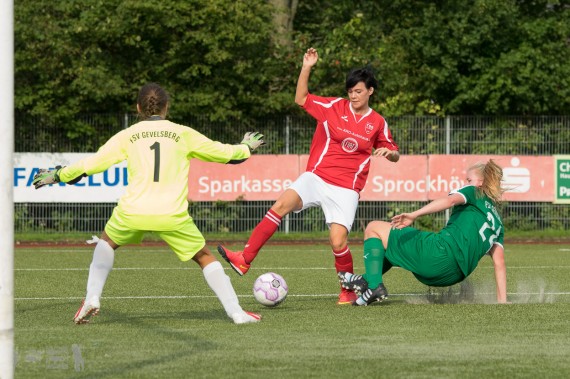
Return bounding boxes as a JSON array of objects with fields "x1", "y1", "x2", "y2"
[
  {"x1": 217, "y1": 245, "x2": 250, "y2": 276},
  {"x1": 337, "y1": 288, "x2": 357, "y2": 305}
]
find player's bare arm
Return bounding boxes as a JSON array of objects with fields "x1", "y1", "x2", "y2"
[
  {"x1": 391, "y1": 193, "x2": 465, "y2": 229},
  {"x1": 489, "y1": 244, "x2": 508, "y2": 303},
  {"x1": 295, "y1": 48, "x2": 319, "y2": 106},
  {"x1": 373, "y1": 147, "x2": 400, "y2": 162}
]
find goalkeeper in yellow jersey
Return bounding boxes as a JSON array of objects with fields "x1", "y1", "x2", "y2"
[{"x1": 33, "y1": 83, "x2": 266, "y2": 324}]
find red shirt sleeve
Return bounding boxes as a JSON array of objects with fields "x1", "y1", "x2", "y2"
[
  {"x1": 303, "y1": 93, "x2": 344, "y2": 122},
  {"x1": 374, "y1": 120, "x2": 399, "y2": 151}
]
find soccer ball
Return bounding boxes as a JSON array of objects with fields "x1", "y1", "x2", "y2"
[{"x1": 253, "y1": 272, "x2": 288, "y2": 307}]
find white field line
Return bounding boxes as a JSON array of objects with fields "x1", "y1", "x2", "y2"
[
  {"x1": 17, "y1": 247, "x2": 570, "y2": 251},
  {"x1": 14, "y1": 292, "x2": 570, "y2": 301},
  {"x1": 14, "y1": 265, "x2": 570, "y2": 271}
]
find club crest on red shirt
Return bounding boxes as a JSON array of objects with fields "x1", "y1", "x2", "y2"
[
  {"x1": 341, "y1": 138, "x2": 359, "y2": 153},
  {"x1": 365, "y1": 123, "x2": 374, "y2": 134}
]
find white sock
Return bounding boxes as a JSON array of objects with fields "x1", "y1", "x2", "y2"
[
  {"x1": 202, "y1": 261, "x2": 243, "y2": 318},
  {"x1": 85, "y1": 239, "x2": 115, "y2": 301}
]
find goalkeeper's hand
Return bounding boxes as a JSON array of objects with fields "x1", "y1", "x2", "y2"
[
  {"x1": 32, "y1": 165, "x2": 63, "y2": 189},
  {"x1": 241, "y1": 132, "x2": 265, "y2": 151}
]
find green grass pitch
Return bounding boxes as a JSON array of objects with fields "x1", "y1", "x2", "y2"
[{"x1": 15, "y1": 242, "x2": 570, "y2": 378}]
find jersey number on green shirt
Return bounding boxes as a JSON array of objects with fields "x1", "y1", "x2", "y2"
[{"x1": 478, "y1": 211, "x2": 502, "y2": 248}]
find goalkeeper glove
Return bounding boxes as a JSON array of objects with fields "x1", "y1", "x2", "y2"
[
  {"x1": 33, "y1": 165, "x2": 63, "y2": 189},
  {"x1": 240, "y1": 132, "x2": 265, "y2": 151}
]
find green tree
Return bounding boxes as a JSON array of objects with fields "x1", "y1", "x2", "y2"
[
  {"x1": 15, "y1": 0, "x2": 281, "y2": 125},
  {"x1": 292, "y1": 0, "x2": 570, "y2": 116},
  {"x1": 15, "y1": 0, "x2": 570, "y2": 123},
  {"x1": 372, "y1": 0, "x2": 570, "y2": 115},
  {"x1": 292, "y1": 1, "x2": 385, "y2": 97}
]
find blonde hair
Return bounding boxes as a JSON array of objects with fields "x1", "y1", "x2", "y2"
[{"x1": 468, "y1": 159, "x2": 505, "y2": 205}]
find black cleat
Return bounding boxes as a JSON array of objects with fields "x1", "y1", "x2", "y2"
[
  {"x1": 353, "y1": 284, "x2": 389, "y2": 306},
  {"x1": 338, "y1": 272, "x2": 369, "y2": 296}
]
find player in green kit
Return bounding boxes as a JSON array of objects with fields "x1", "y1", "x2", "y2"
[
  {"x1": 33, "y1": 83, "x2": 266, "y2": 324},
  {"x1": 339, "y1": 159, "x2": 508, "y2": 305}
]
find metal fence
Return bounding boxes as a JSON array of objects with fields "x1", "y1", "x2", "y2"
[
  {"x1": 15, "y1": 113, "x2": 570, "y2": 235},
  {"x1": 15, "y1": 113, "x2": 570, "y2": 155},
  {"x1": 15, "y1": 201, "x2": 570, "y2": 236}
]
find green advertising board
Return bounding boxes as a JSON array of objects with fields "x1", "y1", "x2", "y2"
[{"x1": 554, "y1": 155, "x2": 570, "y2": 204}]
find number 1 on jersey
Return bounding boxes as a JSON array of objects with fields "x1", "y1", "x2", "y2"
[{"x1": 150, "y1": 142, "x2": 160, "y2": 182}]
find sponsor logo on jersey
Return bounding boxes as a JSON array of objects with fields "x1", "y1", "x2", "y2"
[
  {"x1": 341, "y1": 137, "x2": 358, "y2": 153},
  {"x1": 365, "y1": 123, "x2": 374, "y2": 134}
]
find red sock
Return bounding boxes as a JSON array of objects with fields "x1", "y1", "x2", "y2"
[
  {"x1": 243, "y1": 209, "x2": 282, "y2": 264},
  {"x1": 333, "y1": 246, "x2": 354, "y2": 274}
]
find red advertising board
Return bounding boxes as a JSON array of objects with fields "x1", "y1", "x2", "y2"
[
  {"x1": 359, "y1": 155, "x2": 429, "y2": 201},
  {"x1": 187, "y1": 154, "x2": 554, "y2": 202},
  {"x1": 428, "y1": 155, "x2": 554, "y2": 201},
  {"x1": 188, "y1": 155, "x2": 299, "y2": 201}
]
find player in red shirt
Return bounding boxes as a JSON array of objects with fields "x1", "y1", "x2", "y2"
[{"x1": 218, "y1": 47, "x2": 400, "y2": 304}]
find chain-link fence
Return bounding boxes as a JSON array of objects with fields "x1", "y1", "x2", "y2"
[
  {"x1": 16, "y1": 113, "x2": 570, "y2": 155},
  {"x1": 15, "y1": 201, "x2": 570, "y2": 236},
  {"x1": 15, "y1": 113, "x2": 570, "y2": 235}
]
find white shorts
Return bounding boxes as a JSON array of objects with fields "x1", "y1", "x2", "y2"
[{"x1": 289, "y1": 172, "x2": 359, "y2": 232}]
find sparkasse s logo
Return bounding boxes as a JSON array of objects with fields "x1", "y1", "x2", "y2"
[{"x1": 341, "y1": 138, "x2": 358, "y2": 153}]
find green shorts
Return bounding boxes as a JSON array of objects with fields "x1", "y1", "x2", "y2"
[
  {"x1": 386, "y1": 227, "x2": 465, "y2": 287},
  {"x1": 105, "y1": 209, "x2": 206, "y2": 262}
]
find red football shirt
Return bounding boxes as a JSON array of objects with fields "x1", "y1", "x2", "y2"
[{"x1": 303, "y1": 93, "x2": 398, "y2": 193}]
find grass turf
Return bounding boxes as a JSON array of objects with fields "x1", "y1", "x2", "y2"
[{"x1": 15, "y1": 243, "x2": 570, "y2": 378}]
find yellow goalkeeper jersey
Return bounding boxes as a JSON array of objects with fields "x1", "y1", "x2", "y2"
[{"x1": 58, "y1": 119, "x2": 250, "y2": 229}]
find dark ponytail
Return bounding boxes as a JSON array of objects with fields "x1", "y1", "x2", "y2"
[{"x1": 137, "y1": 83, "x2": 169, "y2": 119}]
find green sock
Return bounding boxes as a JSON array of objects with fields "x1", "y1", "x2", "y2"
[{"x1": 363, "y1": 238, "x2": 385, "y2": 289}]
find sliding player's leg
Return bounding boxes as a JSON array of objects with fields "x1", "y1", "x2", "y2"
[{"x1": 352, "y1": 221, "x2": 392, "y2": 306}]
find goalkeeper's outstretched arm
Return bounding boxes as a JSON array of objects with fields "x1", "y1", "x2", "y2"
[
  {"x1": 189, "y1": 130, "x2": 265, "y2": 165},
  {"x1": 32, "y1": 166, "x2": 87, "y2": 189},
  {"x1": 227, "y1": 132, "x2": 266, "y2": 164}
]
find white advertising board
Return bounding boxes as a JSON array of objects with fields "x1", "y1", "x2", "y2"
[{"x1": 14, "y1": 153, "x2": 127, "y2": 203}]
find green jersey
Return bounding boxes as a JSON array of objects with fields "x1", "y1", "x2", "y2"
[
  {"x1": 441, "y1": 185, "x2": 504, "y2": 277},
  {"x1": 58, "y1": 119, "x2": 250, "y2": 229}
]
